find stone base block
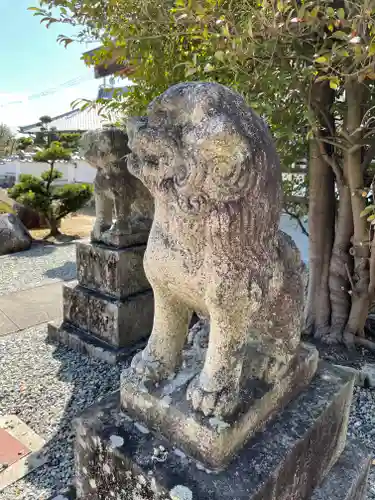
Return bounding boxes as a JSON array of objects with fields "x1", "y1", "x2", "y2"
[
  {"x1": 311, "y1": 439, "x2": 370, "y2": 500},
  {"x1": 48, "y1": 439, "x2": 370, "y2": 500},
  {"x1": 120, "y1": 343, "x2": 319, "y2": 468},
  {"x1": 62, "y1": 281, "x2": 153, "y2": 348},
  {"x1": 74, "y1": 364, "x2": 356, "y2": 499},
  {"x1": 76, "y1": 240, "x2": 150, "y2": 299},
  {"x1": 47, "y1": 320, "x2": 146, "y2": 364}
]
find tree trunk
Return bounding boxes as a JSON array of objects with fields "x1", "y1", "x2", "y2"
[
  {"x1": 344, "y1": 79, "x2": 369, "y2": 341},
  {"x1": 328, "y1": 184, "x2": 353, "y2": 341},
  {"x1": 47, "y1": 218, "x2": 61, "y2": 237},
  {"x1": 305, "y1": 82, "x2": 335, "y2": 338}
]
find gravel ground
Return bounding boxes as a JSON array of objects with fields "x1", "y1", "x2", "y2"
[
  {"x1": 348, "y1": 386, "x2": 375, "y2": 499},
  {"x1": 0, "y1": 323, "x2": 374, "y2": 498},
  {"x1": 0, "y1": 243, "x2": 76, "y2": 296},
  {"x1": 0, "y1": 324, "x2": 126, "y2": 500}
]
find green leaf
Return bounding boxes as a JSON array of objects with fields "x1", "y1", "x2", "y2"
[
  {"x1": 337, "y1": 8, "x2": 345, "y2": 20},
  {"x1": 214, "y1": 50, "x2": 225, "y2": 62},
  {"x1": 329, "y1": 76, "x2": 340, "y2": 89},
  {"x1": 337, "y1": 49, "x2": 350, "y2": 57},
  {"x1": 185, "y1": 66, "x2": 197, "y2": 76},
  {"x1": 315, "y1": 55, "x2": 328, "y2": 64},
  {"x1": 368, "y1": 214, "x2": 375, "y2": 222},
  {"x1": 360, "y1": 205, "x2": 375, "y2": 218},
  {"x1": 369, "y1": 43, "x2": 375, "y2": 57},
  {"x1": 331, "y1": 31, "x2": 347, "y2": 40},
  {"x1": 326, "y1": 7, "x2": 335, "y2": 17}
]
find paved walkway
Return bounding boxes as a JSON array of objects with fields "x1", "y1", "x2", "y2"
[{"x1": 0, "y1": 281, "x2": 67, "y2": 336}]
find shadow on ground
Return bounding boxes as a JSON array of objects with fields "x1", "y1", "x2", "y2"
[
  {"x1": 44, "y1": 261, "x2": 77, "y2": 281},
  {"x1": 23, "y1": 343, "x2": 130, "y2": 497}
]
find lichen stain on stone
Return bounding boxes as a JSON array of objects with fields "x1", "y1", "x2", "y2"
[
  {"x1": 89, "y1": 478, "x2": 97, "y2": 489},
  {"x1": 169, "y1": 485, "x2": 193, "y2": 500},
  {"x1": 110, "y1": 434, "x2": 125, "y2": 448}
]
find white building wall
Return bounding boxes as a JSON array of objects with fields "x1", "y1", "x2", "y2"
[{"x1": 0, "y1": 160, "x2": 96, "y2": 184}]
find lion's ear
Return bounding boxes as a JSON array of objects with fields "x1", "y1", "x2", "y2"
[{"x1": 199, "y1": 133, "x2": 248, "y2": 179}]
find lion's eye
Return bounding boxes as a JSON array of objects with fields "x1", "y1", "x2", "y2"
[{"x1": 146, "y1": 155, "x2": 159, "y2": 167}]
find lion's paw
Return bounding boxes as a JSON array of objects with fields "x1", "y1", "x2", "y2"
[
  {"x1": 131, "y1": 349, "x2": 175, "y2": 383},
  {"x1": 186, "y1": 375, "x2": 239, "y2": 418}
]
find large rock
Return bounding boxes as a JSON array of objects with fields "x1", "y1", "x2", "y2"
[
  {"x1": 0, "y1": 213, "x2": 32, "y2": 255},
  {"x1": 12, "y1": 202, "x2": 48, "y2": 230}
]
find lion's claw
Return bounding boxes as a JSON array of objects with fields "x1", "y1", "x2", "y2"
[
  {"x1": 131, "y1": 349, "x2": 175, "y2": 383},
  {"x1": 187, "y1": 375, "x2": 239, "y2": 418}
]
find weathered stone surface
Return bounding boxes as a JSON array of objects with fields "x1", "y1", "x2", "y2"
[
  {"x1": 80, "y1": 128, "x2": 153, "y2": 248},
  {"x1": 126, "y1": 82, "x2": 305, "y2": 418},
  {"x1": 47, "y1": 320, "x2": 146, "y2": 364},
  {"x1": 46, "y1": 438, "x2": 371, "y2": 500},
  {"x1": 311, "y1": 439, "x2": 370, "y2": 500},
  {"x1": 76, "y1": 240, "x2": 150, "y2": 299},
  {"x1": 121, "y1": 341, "x2": 318, "y2": 468},
  {"x1": 62, "y1": 281, "x2": 153, "y2": 348},
  {"x1": 361, "y1": 363, "x2": 375, "y2": 387},
  {"x1": 0, "y1": 214, "x2": 32, "y2": 256},
  {"x1": 74, "y1": 364, "x2": 355, "y2": 500}
]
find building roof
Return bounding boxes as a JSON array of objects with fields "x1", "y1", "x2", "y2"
[{"x1": 19, "y1": 107, "x2": 110, "y2": 134}]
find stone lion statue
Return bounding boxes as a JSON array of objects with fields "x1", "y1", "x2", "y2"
[
  {"x1": 80, "y1": 127, "x2": 153, "y2": 247},
  {"x1": 126, "y1": 83, "x2": 304, "y2": 418}
]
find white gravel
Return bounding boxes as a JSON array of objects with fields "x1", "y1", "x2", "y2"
[
  {"x1": 0, "y1": 324, "x2": 374, "y2": 499},
  {"x1": 0, "y1": 244, "x2": 76, "y2": 296},
  {"x1": 348, "y1": 386, "x2": 375, "y2": 499},
  {"x1": 0, "y1": 324, "x2": 125, "y2": 500}
]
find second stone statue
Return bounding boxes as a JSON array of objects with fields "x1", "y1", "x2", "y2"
[{"x1": 81, "y1": 127, "x2": 153, "y2": 248}]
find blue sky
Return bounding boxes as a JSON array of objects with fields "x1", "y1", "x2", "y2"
[{"x1": 0, "y1": 0, "x2": 101, "y2": 129}]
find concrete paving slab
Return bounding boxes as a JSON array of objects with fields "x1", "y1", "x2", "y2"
[
  {"x1": 0, "y1": 282, "x2": 64, "y2": 331},
  {"x1": 0, "y1": 415, "x2": 46, "y2": 492},
  {"x1": 0, "y1": 310, "x2": 18, "y2": 336}
]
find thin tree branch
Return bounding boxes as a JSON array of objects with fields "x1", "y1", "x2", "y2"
[
  {"x1": 316, "y1": 138, "x2": 344, "y2": 187},
  {"x1": 284, "y1": 207, "x2": 309, "y2": 237}
]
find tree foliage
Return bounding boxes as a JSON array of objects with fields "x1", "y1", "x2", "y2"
[
  {"x1": 16, "y1": 137, "x2": 34, "y2": 151},
  {"x1": 31, "y1": 0, "x2": 375, "y2": 344},
  {"x1": 0, "y1": 123, "x2": 14, "y2": 156},
  {"x1": 8, "y1": 140, "x2": 92, "y2": 236}
]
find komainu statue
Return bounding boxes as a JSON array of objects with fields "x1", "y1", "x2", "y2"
[
  {"x1": 81, "y1": 127, "x2": 153, "y2": 247},
  {"x1": 126, "y1": 83, "x2": 305, "y2": 418}
]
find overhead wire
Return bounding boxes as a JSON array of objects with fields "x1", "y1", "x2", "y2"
[{"x1": 0, "y1": 74, "x2": 95, "y2": 108}]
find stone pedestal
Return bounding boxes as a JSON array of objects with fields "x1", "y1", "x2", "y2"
[
  {"x1": 120, "y1": 343, "x2": 319, "y2": 468},
  {"x1": 72, "y1": 364, "x2": 369, "y2": 500},
  {"x1": 48, "y1": 240, "x2": 153, "y2": 363}
]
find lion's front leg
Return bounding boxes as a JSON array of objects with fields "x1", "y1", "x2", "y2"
[
  {"x1": 109, "y1": 196, "x2": 132, "y2": 235},
  {"x1": 131, "y1": 285, "x2": 192, "y2": 382},
  {"x1": 187, "y1": 295, "x2": 261, "y2": 418},
  {"x1": 91, "y1": 187, "x2": 112, "y2": 243}
]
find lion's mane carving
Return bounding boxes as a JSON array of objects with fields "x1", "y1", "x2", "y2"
[
  {"x1": 127, "y1": 83, "x2": 304, "y2": 418},
  {"x1": 81, "y1": 127, "x2": 153, "y2": 247}
]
